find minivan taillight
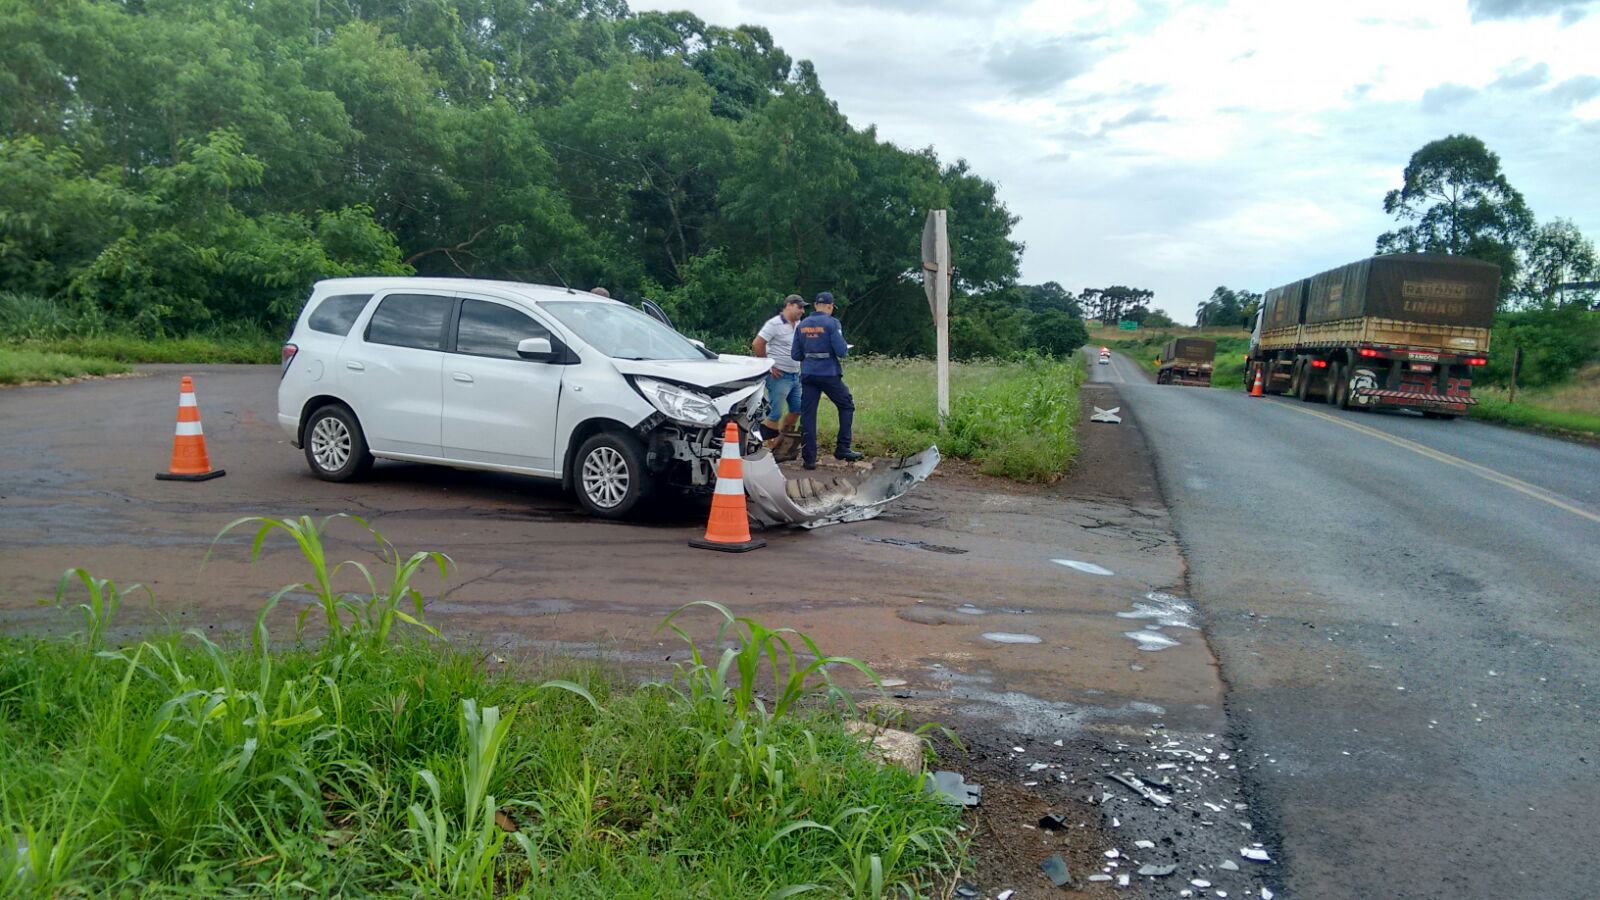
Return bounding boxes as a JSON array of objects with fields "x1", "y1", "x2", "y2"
[{"x1": 281, "y1": 343, "x2": 298, "y2": 377}]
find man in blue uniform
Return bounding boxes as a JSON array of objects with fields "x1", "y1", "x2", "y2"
[{"x1": 790, "y1": 292, "x2": 864, "y2": 470}]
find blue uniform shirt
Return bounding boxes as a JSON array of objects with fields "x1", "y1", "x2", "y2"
[{"x1": 790, "y1": 311, "x2": 849, "y2": 377}]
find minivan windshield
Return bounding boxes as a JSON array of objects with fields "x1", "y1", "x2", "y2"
[{"x1": 540, "y1": 301, "x2": 709, "y2": 361}]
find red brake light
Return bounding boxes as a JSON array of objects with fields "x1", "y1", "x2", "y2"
[
  {"x1": 1358, "y1": 348, "x2": 1380, "y2": 358},
  {"x1": 281, "y1": 343, "x2": 298, "y2": 374},
  {"x1": 1310, "y1": 359, "x2": 1328, "y2": 368},
  {"x1": 1467, "y1": 357, "x2": 1487, "y2": 366}
]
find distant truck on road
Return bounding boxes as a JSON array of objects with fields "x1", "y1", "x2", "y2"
[
  {"x1": 1157, "y1": 337, "x2": 1216, "y2": 386},
  {"x1": 1246, "y1": 253, "x2": 1498, "y2": 418}
]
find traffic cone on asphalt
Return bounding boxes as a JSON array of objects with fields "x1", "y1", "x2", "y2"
[
  {"x1": 689, "y1": 422, "x2": 765, "y2": 553},
  {"x1": 1249, "y1": 366, "x2": 1265, "y2": 398},
  {"x1": 155, "y1": 375, "x2": 226, "y2": 481}
]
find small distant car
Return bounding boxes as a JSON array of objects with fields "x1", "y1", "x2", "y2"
[
  {"x1": 278, "y1": 277, "x2": 770, "y2": 518},
  {"x1": 1098, "y1": 349, "x2": 1111, "y2": 365}
]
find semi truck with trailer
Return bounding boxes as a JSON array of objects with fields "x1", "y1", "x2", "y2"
[
  {"x1": 1157, "y1": 337, "x2": 1217, "y2": 386},
  {"x1": 1246, "y1": 253, "x2": 1499, "y2": 418}
]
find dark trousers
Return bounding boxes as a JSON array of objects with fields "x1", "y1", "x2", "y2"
[{"x1": 800, "y1": 374, "x2": 854, "y2": 464}]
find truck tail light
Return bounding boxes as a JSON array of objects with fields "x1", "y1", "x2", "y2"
[
  {"x1": 1358, "y1": 348, "x2": 1380, "y2": 358},
  {"x1": 1466, "y1": 357, "x2": 1487, "y2": 366},
  {"x1": 281, "y1": 343, "x2": 298, "y2": 377},
  {"x1": 1310, "y1": 359, "x2": 1328, "y2": 368}
]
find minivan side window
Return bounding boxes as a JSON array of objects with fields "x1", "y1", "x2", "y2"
[
  {"x1": 365, "y1": 293, "x2": 452, "y2": 351},
  {"x1": 306, "y1": 294, "x2": 371, "y2": 336},
  {"x1": 454, "y1": 299, "x2": 552, "y2": 360}
]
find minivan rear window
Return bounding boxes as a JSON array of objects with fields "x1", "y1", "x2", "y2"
[
  {"x1": 365, "y1": 294, "x2": 452, "y2": 351},
  {"x1": 306, "y1": 294, "x2": 371, "y2": 336}
]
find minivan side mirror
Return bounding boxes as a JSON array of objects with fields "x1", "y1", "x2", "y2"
[
  {"x1": 516, "y1": 337, "x2": 555, "y2": 360},
  {"x1": 689, "y1": 339, "x2": 706, "y2": 350}
]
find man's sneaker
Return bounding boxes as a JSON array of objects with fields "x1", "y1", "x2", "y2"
[{"x1": 834, "y1": 449, "x2": 864, "y2": 462}]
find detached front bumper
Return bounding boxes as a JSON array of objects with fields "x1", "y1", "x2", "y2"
[{"x1": 742, "y1": 446, "x2": 941, "y2": 529}]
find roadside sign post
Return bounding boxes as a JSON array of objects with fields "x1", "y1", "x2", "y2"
[
  {"x1": 922, "y1": 209, "x2": 951, "y2": 425},
  {"x1": 1509, "y1": 344, "x2": 1523, "y2": 405},
  {"x1": 1117, "y1": 320, "x2": 1138, "y2": 331}
]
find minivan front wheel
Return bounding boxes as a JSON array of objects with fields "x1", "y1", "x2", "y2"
[
  {"x1": 304, "y1": 404, "x2": 373, "y2": 482},
  {"x1": 574, "y1": 431, "x2": 653, "y2": 518}
]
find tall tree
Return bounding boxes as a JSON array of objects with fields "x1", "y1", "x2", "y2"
[
  {"x1": 1521, "y1": 218, "x2": 1598, "y2": 308},
  {"x1": 1082, "y1": 285, "x2": 1153, "y2": 323},
  {"x1": 1377, "y1": 134, "x2": 1534, "y2": 300}
]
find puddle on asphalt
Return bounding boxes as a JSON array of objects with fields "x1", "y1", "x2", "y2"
[
  {"x1": 1124, "y1": 629, "x2": 1181, "y2": 651},
  {"x1": 1052, "y1": 558, "x2": 1114, "y2": 576},
  {"x1": 927, "y1": 666, "x2": 1166, "y2": 737},
  {"x1": 981, "y1": 632, "x2": 1043, "y2": 644},
  {"x1": 1115, "y1": 591, "x2": 1199, "y2": 629},
  {"x1": 955, "y1": 603, "x2": 985, "y2": 615},
  {"x1": 861, "y1": 536, "x2": 968, "y2": 554}
]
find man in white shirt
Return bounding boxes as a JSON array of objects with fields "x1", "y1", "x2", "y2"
[{"x1": 752, "y1": 294, "x2": 806, "y2": 452}]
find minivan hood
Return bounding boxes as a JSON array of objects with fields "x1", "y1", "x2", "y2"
[{"x1": 611, "y1": 355, "x2": 770, "y2": 388}]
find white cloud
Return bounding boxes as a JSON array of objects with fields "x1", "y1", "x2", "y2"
[{"x1": 633, "y1": 0, "x2": 1600, "y2": 322}]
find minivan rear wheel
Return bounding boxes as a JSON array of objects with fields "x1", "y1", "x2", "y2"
[
  {"x1": 304, "y1": 404, "x2": 373, "y2": 482},
  {"x1": 574, "y1": 431, "x2": 653, "y2": 518}
]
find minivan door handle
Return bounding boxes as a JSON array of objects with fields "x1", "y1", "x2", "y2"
[
  {"x1": 452, "y1": 372, "x2": 473, "y2": 383},
  {"x1": 345, "y1": 361, "x2": 365, "y2": 371}
]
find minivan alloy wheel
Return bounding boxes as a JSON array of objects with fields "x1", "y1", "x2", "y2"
[
  {"x1": 311, "y1": 416, "x2": 352, "y2": 471},
  {"x1": 581, "y1": 446, "x2": 629, "y2": 509}
]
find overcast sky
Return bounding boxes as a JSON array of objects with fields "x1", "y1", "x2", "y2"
[{"x1": 634, "y1": 0, "x2": 1599, "y2": 321}]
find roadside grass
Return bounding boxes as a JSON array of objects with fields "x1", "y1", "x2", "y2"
[
  {"x1": 811, "y1": 355, "x2": 1082, "y2": 481},
  {"x1": 0, "y1": 347, "x2": 132, "y2": 385},
  {"x1": 30, "y1": 332, "x2": 279, "y2": 364},
  {"x1": 0, "y1": 516, "x2": 961, "y2": 898},
  {"x1": 1469, "y1": 393, "x2": 1600, "y2": 437},
  {"x1": 0, "y1": 291, "x2": 280, "y2": 368}
]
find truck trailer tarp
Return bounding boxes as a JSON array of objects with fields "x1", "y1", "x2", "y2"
[
  {"x1": 1302, "y1": 254, "x2": 1499, "y2": 327},
  {"x1": 1161, "y1": 338, "x2": 1217, "y2": 363}
]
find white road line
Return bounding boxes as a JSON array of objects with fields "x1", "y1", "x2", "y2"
[{"x1": 1276, "y1": 401, "x2": 1600, "y2": 525}]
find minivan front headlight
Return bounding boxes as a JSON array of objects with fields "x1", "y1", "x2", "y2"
[{"x1": 633, "y1": 377, "x2": 720, "y2": 427}]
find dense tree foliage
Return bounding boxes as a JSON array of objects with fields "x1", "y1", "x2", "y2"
[
  {"x1": 0, "y1": 0, "x2": 1031, "y2": 351},
  {"x1": 1376, "y1": 134, "x2": 1534, "y2": 301},
  {"x1": 1195, "y1": 286, "x2": 1259, "y2": 330}
]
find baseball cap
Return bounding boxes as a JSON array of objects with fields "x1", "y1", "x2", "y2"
[
  {"x1": 783, "y1": 294, "x2": 806, "y2": 307},
  {"x1": 814, "y1": 291, "x2": 837, "y2": 306}
]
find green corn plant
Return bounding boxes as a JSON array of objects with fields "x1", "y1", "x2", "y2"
[
  {"x1": 213, "y1": 514, "x2": 445, "y2": 652},
  {"x1": 212, "y1": 514, "x2": 356, "y2": 646},
  {"x1": 340, "y1": 537, "x2": 449, "y2": 651},
  {"x1": 659, "y1": 602, "x2": 882, "y2": 802},
  {"x1": 50, "y1": 567, "x2": 150, "y2": 653}
]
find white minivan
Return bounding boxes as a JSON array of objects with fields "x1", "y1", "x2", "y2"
[{"x1": 277, "y1": 277, "x2": 770, "y2": 517}]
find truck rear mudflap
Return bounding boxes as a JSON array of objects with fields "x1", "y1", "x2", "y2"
[{"x1": 1353, "y1": 388, "x2": 1474, "y2": 412}]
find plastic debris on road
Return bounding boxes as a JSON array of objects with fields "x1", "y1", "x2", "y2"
[
  {"x1": 1052, "y1": 558, "x2": 1115, "y2": 576},
  {"x1": 1139, "y1": 864, "x2": 1177, "y2": 877},
  {"x1": 1241, "y1": 847, "x2": 1272, "y2": 862},
  {"x1": 1040, "y1": 853, "x2": 1073, "y2": 887},
  {"x1": 1091, "y1": 405, "x2": 1123, "y2": 424},
  {"x1": 923, "y1": 770, "x2": 981, "y2": 806}
]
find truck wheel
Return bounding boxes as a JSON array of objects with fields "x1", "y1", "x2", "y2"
[
  {"x1": 1324, "y1": 364, "x2": 1342, "y2": 405},
  {"x1": 573, "y1": 431, "x2": 654, "y2": 519},
  {"x1": 1335, "y1": 366, "x2": 1353, "y2": 409},
  {"x1": 303, "y1": 403, "x2": 374, "y2": 482},
  {"x1": 1295, "y1": 362, "x2": 1312, "y2": 402}
]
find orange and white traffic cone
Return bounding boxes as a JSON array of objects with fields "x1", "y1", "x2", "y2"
[
  {"x1": 155, "y1": 375, "x2": 226, "y2": 481},
  {"x1": 689, "y1": 422, "x2": 765, "y2": 553},
  {"x1": 1249, "y1": 365, "x2": 1265, "y2": 398}
]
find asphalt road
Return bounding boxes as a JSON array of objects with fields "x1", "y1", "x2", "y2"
[{"x1": 1093, "y1": 351, "x2": 1600, "y2": 899}]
